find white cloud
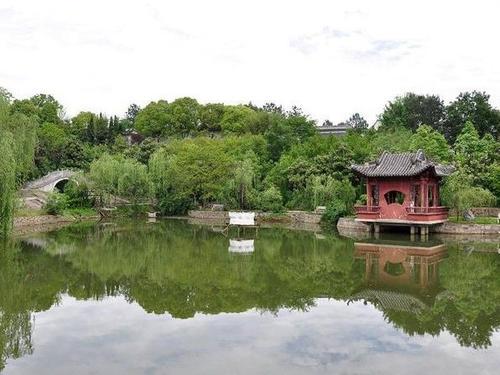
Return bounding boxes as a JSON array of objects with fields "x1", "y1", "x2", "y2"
[{"x1": 1, "y1": 0, "x2": 500, "y2": 125}]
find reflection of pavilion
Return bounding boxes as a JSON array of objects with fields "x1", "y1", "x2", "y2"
[{"x1": 351, "y1": 240, "x2": 447, "y2": 312}]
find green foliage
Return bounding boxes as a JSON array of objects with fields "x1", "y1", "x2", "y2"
[
  {"x1": 117, "y1": 162, "x2": 150, "y2": 207},
  {"x1": 320, "y1": 179, "x2": 356, "y2": 224},
  {"x1": 346, "y1": 113, "x2": 369, "y2": 130},
  {"x1": 44, "y1": 192, "x2": 69, "y2": 215},
  {"x1": 199, "y1": 103, "x2": 225, "y2": 132},
  {"x1": 0, "y1": 96, "x2": 37, "y2": 237},
  {"x1": 0, "y1": 132, "x2": 16, "y2": 237},
  {"x1": 380, "y1": 93, "x2": 445, "y2": 132},
  {"x1": 149, "y1": 138, "x2": 233, "y2": 214},
  {"x1": 445, "y1": 91, "x2": 500, "y2": 142},
  {"x1": 441, "y1": 172, "x2": 496, "y2": 218},
  {"x1": 454, "y1": 121, "x2": 499, "y2": 195},
  {"x1": 251, "y1": 185, "x2": 284, "y2": 213},
  {"x1": 134, "y1": 100, "x2": 170, "y2": 137},
  {"x1": 64, "y1": 179, "x2": 93, "y2": 208},
  {"x1": 88, "y1": 154, "x2": 150, "y2": 207},
  {"x1": 410, "y1": 125, "x2": 452, "y2": 162},
  {"x1": 220, "y1": 105, "x2": 257, "y2": 134},
  {"x1": 0, "y1": 85, "x2": 499, "y2": 228}
]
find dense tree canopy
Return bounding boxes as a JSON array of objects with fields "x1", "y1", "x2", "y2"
[{"x1": 0, "y1": 86, "x2": 499, "y2": 231}]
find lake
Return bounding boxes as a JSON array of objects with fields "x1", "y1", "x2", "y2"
[{"x1": 1, "y1": 219, "x2": 499, "y2": 374}]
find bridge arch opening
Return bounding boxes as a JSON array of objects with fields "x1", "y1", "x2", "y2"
[{"x1": 54, "y1": 179, "x2": 70, "y2": 193}]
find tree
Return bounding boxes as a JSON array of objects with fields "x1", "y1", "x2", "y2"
[
  {"x1": 453, "y1": 121, "x2": 498, "y2": 191},
  {"x1": 261, "y1": 102, "x2": 284, "y2": 115},
  {"x1": 134, "y1": 100, "x2": 170, "y2": 137},
  {"x1": 380, "y1": 93, "x2": 445, "y2": 132},
  {"x1": 441, "y1": 172, "x2": 496, "y2": 219},
  {"x1": 117, "y1": 161, "x2": 150, "y2": 210},
  {"x1": 220, "y1": 105, "x2": 257, "y2": 134},
  {"x1": 346, "y1": 113, "x2": 368, "y2": 130},
  {"x1": 445, "y1": 91, "x2": 500, "y2": 142},
  {"x1": 71, "y1": 111, "x2": 95, "y2": 140},
  {"x1": 199, "y1": 103, "x2": 225, "y2": 132},
  {"x1": 0, "y1": 95, "x2": 37, "y2": 236},
  {"x1": 149, "y1": 138, "x2": 233, "y2": 214},
  {"x1": 0, "y1": 87, "x2": 13, "y2": 103},
  {"x1": 167, "y1": 97, "x2": 200, "y2": 136},
  {"x1": 11, "y1": 94, "x2": 63, "y2": 125},
  {"x1": 0, "y1": 132, "x2": 16, "y2": 237},
  {"x1": 126, "y1": 104, "x2": 141, "y2": 126},
  {"x1": 222, "y1": 157, "x2": 256, "y2": 209},
  {"x1": 410, "y1": 125, "x2": 452, "y2": 162}
]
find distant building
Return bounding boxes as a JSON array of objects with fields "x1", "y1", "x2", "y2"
[
  {"x1": 124, "y1": 130, "x2": 144, "y2": 146},
  {"x1": 316, "y1": 121, "x2": 351, "y2": 137}
]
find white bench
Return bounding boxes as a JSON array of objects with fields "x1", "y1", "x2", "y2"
[{"x1": 228, "y1": 212, "x2": 256, "y2": 226}]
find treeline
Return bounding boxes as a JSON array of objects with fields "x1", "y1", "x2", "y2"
[{"x1": 0, "y1": 87, "x2": 499, "y2": 235}]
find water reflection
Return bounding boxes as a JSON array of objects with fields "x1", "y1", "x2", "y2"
[
  {"x1": 1, "y1": 220, "x2": 499, "y2": 372},
  {"x1": 229, "y1": 239, "x2": 255, "y2": 253}
]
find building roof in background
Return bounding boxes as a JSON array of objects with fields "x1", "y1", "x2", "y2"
[{"x1": 352, "y1": 150, "x2": 455, "y2": 178}]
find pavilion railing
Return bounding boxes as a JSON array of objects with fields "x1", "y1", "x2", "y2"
[
  {"x1": 405, "y1": 206, "x2": 449, "y2": 214},
  {"x1": 354, "y1": 206, "x2": 381, "y2": 214}
]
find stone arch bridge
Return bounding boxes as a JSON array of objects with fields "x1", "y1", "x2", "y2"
[{"x1": 23, "y1": 170, "x2": 77, "y2": 192}]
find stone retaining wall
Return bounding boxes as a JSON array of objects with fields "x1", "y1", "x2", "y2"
[
  {"x1": 336, "y1": 218, "x2": 371, "y2": 232},
  {"x1": 14, "y1": 215, "x2": 75, "y2": 228},
  {"x1": 433, "y1": 222, "x2": 500, "y2": 235},
  {"x1": 187, "y1": 210, "x2": 228, "y2": 220},
  {"x1": 449, "y1": 207, "x2": 500, "y2": 217},
  {"x1": 335, "y1": 217, "x2": 500, "y2": 235}
]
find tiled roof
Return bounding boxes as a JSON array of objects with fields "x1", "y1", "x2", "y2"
[{"x1": 352, "y1": 150, "x2": 455, "y2": 177}]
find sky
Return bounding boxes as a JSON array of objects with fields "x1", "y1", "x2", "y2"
[{"x1": 1, "y1": 0, "x2": 500, "y2": 125}]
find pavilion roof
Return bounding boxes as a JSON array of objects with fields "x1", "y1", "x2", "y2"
[{"x1": 351, "y1": 150, "x2": 455, "y2": 178}]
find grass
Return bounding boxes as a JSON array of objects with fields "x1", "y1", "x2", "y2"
[
  {"x1": 448, "y1": 216, "x2": 499, "y2": 225},
  {"x1": 62, "y1": 207, "x2": 98, "y2": 217},
  {"x1": 15, "y1": 208, "x2": 45, "y2": 217}
]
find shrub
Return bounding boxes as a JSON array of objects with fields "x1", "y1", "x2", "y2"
[
  {"x1": 44, "y1": 192, "x2": 69, "y2": 215},
  {"x1": 252, "y1": 186, "x2": 284, "y2": 213},
  {"x1": 64, "y1": 179, "x2": 93, "y2": 208},
  {"x1": 321, "y1": 179, "x2": 356, "y2": 225}
]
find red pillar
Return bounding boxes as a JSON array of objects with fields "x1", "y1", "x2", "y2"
[
  {"x1": 420, "y1": 182, "x2": 425, "y2": 209},
  {"x1": 366, "y1": 180, "x2": 372, "y2": 207}
]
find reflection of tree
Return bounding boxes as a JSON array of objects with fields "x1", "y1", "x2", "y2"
[
  {"x1": 51, "y1": 221, "x2": 365, "y2": 317},
  {"x1": 0, "y1": 245, "x2": 34, "y2": 371}
]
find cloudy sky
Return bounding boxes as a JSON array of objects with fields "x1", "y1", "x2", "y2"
[{"x1": 1, "y1": 0, "x2": 499, "y2": 124}]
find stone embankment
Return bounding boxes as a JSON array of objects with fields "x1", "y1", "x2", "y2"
[
  {"x1": 449, "y1": 207, "x2": 500, "y2": 217},
  {"x1": 434, "y1": 221, "x2": 500, "y2": 235},
  {"x1": 14, "y1": 215, "x2": 98, "y2": 236},
  {"x1": 187, "y1": 210, "x2": 322, "y2": 225},
  {"x1": 336, "y1": 217, "x2": 500, "y2": 236}
]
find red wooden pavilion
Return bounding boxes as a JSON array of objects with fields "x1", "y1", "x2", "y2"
[{"x1": 352, "y1": 150, "x2": 455, "y2": 235}]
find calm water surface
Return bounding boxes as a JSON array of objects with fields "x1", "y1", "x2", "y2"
[{"x1": 1, "y1": 219, "x2": 500, "y2": 374}]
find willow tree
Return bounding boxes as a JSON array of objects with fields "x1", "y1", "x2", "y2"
[
  {"x1": 0, "y1": 88, "x2": 37, "y2": 237},
  {"x1": 0, "y1": 133, "x2": 16, "y2": 237}
]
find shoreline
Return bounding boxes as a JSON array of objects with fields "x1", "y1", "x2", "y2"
[
  {"x1": 337, "y1": 217, "x2": 500, "y2": 236},
  {"x1": 13, "y1": 214, "x2": 100, "y2": 236}
]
